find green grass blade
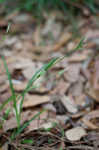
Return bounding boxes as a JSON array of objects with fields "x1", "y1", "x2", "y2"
[
  {"x1": 2, "y1": 56, "x2": 16, "y2": 104},
  {"x1": 19, "y1": 39, "x2": 84, "y2": 115},
  {"x1": 11, "y1": 110, "x2": 45, "y2": 139},
  {"x1": 21, "y1": 139, "x2": 34, "y2": 144},
  {"x1": 74, "y1": 37, "x2": 84, "y2": 51},
  {"x1": 58, "y1": 69, "x2": 67, "y2": 76},
  {"x1": 25, "y1": 57, "x2": 58, "y2": 93},
  {"x1": 19, "y1": 57, "x2": 58, "y2": 115},
  {"x1": 2, "y1": 56, "x2": 20, "y2": 128},
  {"x1": 1, "y1": 38, "x2": 84, "y2": 132},
  {"x1": 64, "y1": 37, "x2": 84, "y2": 57},
  {"x1": 0, "y1": 96, "x2": 13, "y2": 111}
]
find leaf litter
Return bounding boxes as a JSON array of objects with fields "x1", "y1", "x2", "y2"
[{"x1": 0, "y1": 8, "x2": 99, "y2": 150}]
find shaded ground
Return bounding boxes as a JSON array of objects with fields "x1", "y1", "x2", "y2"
[{"x1": 0, "y1": 9, "x2": 99, "y2": 150}]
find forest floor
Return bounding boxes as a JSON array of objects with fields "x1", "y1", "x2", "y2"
[{"x1": 0, "y1": 9, "x2": 99, "y2": 150}]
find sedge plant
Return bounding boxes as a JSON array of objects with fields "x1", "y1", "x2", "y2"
[{"x1": 0, "y1": 37, "x2": 84, "y2": 139}]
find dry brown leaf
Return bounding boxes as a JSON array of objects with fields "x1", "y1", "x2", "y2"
[
  {"x1": 52, "y1": 32, "x2": 72, "y2": 51},
  {"x1": 3, "y1": 111, "x2": 30, "y2": 131},
  {"x1": 25, "y1": 32, "x2": 71, "y2": 53},
  {"x1": 68, "y1": 52, "x2": 89, "y2": 62},
  {"x1": 89, "y1": 57, "x2": 99, "y2": 90},
  {"x1": 0, "y1": 92, "x2": 11, "y2": 104},
  {"x1": 64, "y1": 63, "x2": 81, "y2": 83},
  {"x1": 65, "y1": 126, "x2": 87, "y2": 141},
  {"x1": 90, "y1": 59, "x2": 99, "y2": 90},
  {"x1": 86, "y1": 86, "x2": 99, "y2": 102},
  {"x1": 41, "y1": 14, "x2": 61, "y2": 41},
  {"x1": 23, "y1": 62, "x2": 43, "y2": 81},
  {"x1": 56, "y1": 115, "x2": 69, "y2": 124},
  {"x1": 87, "y1": 58, "x2": 99, "y2": 102},
  {"x1": 68, "y1": 80, "x2": 83, "y2": 97},
  {"x1": 75, "y1": 94, "x2": 86, "y2": 107},
  {"x1": 40, "y1": 122, "x2": 54, "y2": 130},
  {"x1": 10, "y1": 57, "x2": 35, "y2": 70},
  {"x1": 33, "y1": 25, "x2": 42, "y2": 46},
  {"x1": 27, "y1": 110, "x2": 57, "y2": 131},
  {"x1": 51, "y1": 79, "x2": 70, "y2": 95},
  {"x1": 27, "y1": 110, "x2": 48, "y2": 131},
  {"x1": 13, "y1": 81, "x2": 27, "y2": 91},
  {"x1": 23, "y1": 94, "x2": 50, "y2": 108},
  {"x1": 82, "y1": 110, "x2": 99, "y2": 129},
  {"x1": 42, "y1": 103, "x2": 56, "y2": 112},
  {"x1": 85, "y1": 29, "x2": 99, "y2": 42},
  {"x1": 61, "y1": 95, "x2": 78, "y2": 114},
  {"x1": 0, "y1": 82, "x2": 9, "y2": 93}
]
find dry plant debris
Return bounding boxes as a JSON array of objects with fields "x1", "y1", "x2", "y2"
[{"x1": 0, "y1": 8, "x2": 99, "y2": 150}]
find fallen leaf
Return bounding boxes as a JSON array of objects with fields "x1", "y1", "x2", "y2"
[
  {"x1": 90, "y1": 58, "x2": 99, "y2": 90},
  {"x1": 42, "y1": 103, "x2": 56, "y2": 113},
  {"x1": 41, "y1": 14, "x2": 61, "y2": 41},
  {"x1": 11, "y1": 57, "x2": 35, "y2": 70},
  {"x1": 27, "y1": 110, "x2": 48, "y2": 131},
  {"x1": 23, "y1": 94, "x2": 50, "y2": 108},
  {"x1": 68, "y1": 52, "x2": 89, "y2": 62},
  {"x1": 22, "y1": 62, "x2": 42, "y2": 79},
  {"x1": 61, "y1": 95, "x2": 78, "y2": 114},
  {"x1": 75, "y1": 94, "x2": 87, "y2": 107},
  {"x1": 86, "y1": 86, "x2": 99, "y2": 103},
  {"x1": 41, "y1": 122, "x2": 54, "y2": 130},
  {"x1": 86, "y1": 58, "x2": 99, "y2": 102},
  {"x1": 82, "y1": 110, "x2": 99, "y2": 129},
  {"x1": 64, "y1": 63, "x2": 81, "y2": 83},
  {"x1": 13, "y1": 81, "x2": 27, "y2": 91},
  {"x1": 0, "y1": 82, "x2": 9, "y2": 93},
  {"x1": 68, "y1": 79, "x2": 83, "y2": 97},
  {"x1": 34, "y1": 25, "x2": 42, "y2": 46},
  {"x1": 51, "y1": 79, "x2": 70, "y2": 95},
  {"x1": 65, "y1": 126, "x2": 87, "y2": 141},
  {"x1": 3, "y1": 111, "x2": 30, "y2": 131},
  {"x1": 56, "y1": 115, "x2": 69, "y2": 124},
  {"x1": 52, "y1": 32, "x2": 72, "y2": 51}
]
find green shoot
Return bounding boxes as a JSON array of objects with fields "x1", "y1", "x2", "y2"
[
  {"x1": 0, "y1": 37, "x2": 84, "y2": 140},
  {"x1": 21, "y1": 139, "x2": 34, "y2": 144},
  {"x1": 58, "y1": 68, "x2": 68, "y2": 76},
  {"x1": 3, "y1": 108, "x2": 10, "y2": 120},
  {"x1": 2, "y1": 56, "x2": 20, "y2": 128},
  {"x1": 11, "y1": 110, "x2": 45, "y2": 140},
  {"x1": 0, "y1": 96, "x2": 13, "y2": 111},
  {"x1": 19, "y1": 57, "x2": 58, "y2": 117}
]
